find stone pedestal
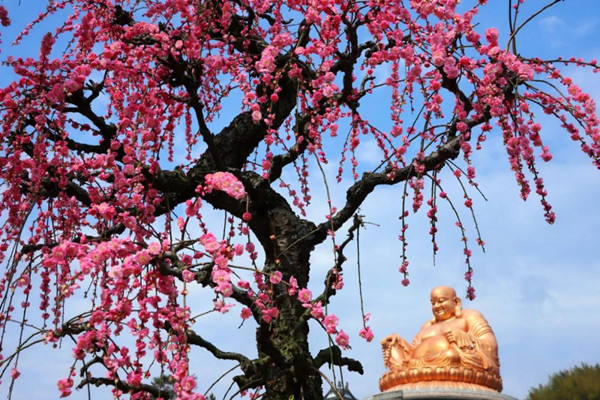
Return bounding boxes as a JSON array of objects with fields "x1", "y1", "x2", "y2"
[{"x1": 363, "y1": 389, "x2": 518, "y2": 400}]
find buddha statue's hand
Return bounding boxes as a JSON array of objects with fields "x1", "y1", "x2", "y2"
[
  {"x1": 381, "y1": 334, "x2": 396, "y2": 368},
  {"x1": 381, "y1": 333, "x2": 410, "y2": 369},
  {"x1": 444, "y1": 329, "x2": 457, "y2": 344},
  {"x1": 381, "y1": 333, "x2": 402, "y2": 348}
]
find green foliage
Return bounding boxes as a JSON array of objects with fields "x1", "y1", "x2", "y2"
[
  {"x1": 149, "y1": 375, "x2": 215, "y2": 400},
  {"x1": 527, "y1": 363, "x2": 600, "y2": 400},
  {"x1": 150, "y1": 375, "x2": 175, "y2": 400}
]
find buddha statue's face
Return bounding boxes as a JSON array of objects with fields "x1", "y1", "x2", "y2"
[{"x1": 430, "y1": 286, "x2": 458, "y2": 322}]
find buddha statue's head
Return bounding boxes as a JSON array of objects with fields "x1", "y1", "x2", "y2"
[{"x1": 430, "y1": 286, "x2": 462, "y2": 322}]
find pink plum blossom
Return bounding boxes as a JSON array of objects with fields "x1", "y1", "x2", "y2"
[
  {"x1": 335, "y1": 330, "x2": 350, "y2": 349},
  {"x1": 182, "y1": 270, "x2": 195, "y2": 283},
  {"x1": 204, "y1": 172, "x2": 247, "y2": 200},
  {"x1": 269, "y1": 271, "x2": 282, "y2": 284},
  {"x1": 297, "y1": 288, "x2": 312, "y2": 304}
]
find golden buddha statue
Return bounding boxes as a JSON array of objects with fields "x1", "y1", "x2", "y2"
[{"x1": 379, "y1": 286, "x2": 503, "y2": 392}]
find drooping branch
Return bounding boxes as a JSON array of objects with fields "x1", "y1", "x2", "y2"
[
  {"x1": 11, "y1": 127, "x2": 93, "y2": 207},
  {"x1": 313, "y1": 214, "x2": 365, "y2": 309},
  {"x1": 268, "y1": 114, "x2": 311, "y2": 182},
  {"x1": 156, "y1": 257, "x2": 256, "y2": 311},
  {"x1": 307, "y1": 74, "x2": 501, "y2": 247}
]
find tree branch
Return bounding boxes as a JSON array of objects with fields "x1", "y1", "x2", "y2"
[
  {"x1": 77, "y1": 376, "x2": 166, "y2": 399},
  {"x1": 186, "y1": 329, "x2": 252, "y2": 365},
  {"x1": 314, "y1": 214, "x2": 364, "y2": 308},
  {"x1": 314, "y1": 345, "x2": 364, "y2": 374},
  {"x1": 309, "y1": 132, "x2": 464, "y2": 246}
]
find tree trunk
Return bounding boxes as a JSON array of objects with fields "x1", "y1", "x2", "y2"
[{"x1": 251, "y1": 205, "x2": 325, "y2": 400}]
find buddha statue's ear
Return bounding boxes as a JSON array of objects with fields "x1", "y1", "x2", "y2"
[{"x1": 454, "y1": 296, "x2": 462, "y2": 318}]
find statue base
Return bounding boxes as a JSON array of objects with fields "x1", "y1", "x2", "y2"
[
  {"x1": 379, "y1": 366, "x2": 503, "y2": 392},
  {"x1": 364, "y1": 388, "x2": 518, "y2": 400}
]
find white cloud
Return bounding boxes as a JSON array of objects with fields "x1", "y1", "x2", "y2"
[
  {"x1": 538, "y1": 15, "x2": 566, "y2": 32},
  {"x1": 574, "y1": 18, "x2": 599, "y2": 36}
]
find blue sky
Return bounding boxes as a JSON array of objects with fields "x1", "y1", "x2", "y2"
[{"x1": 1, "y1": 1, "x2": 599, "y2": 400}]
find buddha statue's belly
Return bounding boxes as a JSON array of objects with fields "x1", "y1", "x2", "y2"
[{"x1": 412, "y1": 335, "x2": 457, "y2": 362}]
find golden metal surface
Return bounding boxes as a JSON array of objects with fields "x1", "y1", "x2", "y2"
[{"x1": 379, "y1": 286, "x2": 503, "y2": 392}]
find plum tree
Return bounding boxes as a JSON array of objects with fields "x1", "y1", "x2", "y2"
[{"x1": 0, "y1": 0, "x2": 598, "y2": 399}]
